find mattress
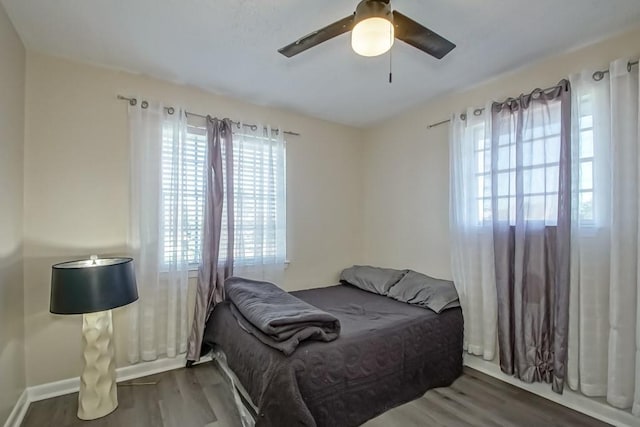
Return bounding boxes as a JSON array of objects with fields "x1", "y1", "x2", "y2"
[{"x1": 202, "y1": 284, "x2": 463, "y2": 427}]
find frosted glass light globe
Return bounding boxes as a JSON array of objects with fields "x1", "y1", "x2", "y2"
[{"x1": 351, "y1": 17, "x2": 394, "y2": 57}]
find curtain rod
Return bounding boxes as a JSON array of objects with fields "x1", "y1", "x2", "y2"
[
  {"x1": 592, "y1": 59, "x2": 639, "y2": 81},
  {"x1": 426, "y1": 81, "x2": 565, "y2": 129},
  {"x1": 116, "y1": 95, "x2": 301, "y2": 136},
  {"x1": 427, "y1": 59, "x2": 639, "y2": 130}
]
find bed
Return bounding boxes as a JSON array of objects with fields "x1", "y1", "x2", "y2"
[{"x1": 202, "y1": 283, "x2": 464, "y2": 427}]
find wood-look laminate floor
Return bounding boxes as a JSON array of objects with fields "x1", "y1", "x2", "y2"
[{"x1": 22, "y1": 363, "x2": 609, "y2": 427}]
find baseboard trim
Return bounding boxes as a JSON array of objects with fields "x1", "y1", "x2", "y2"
[
  {"x1": 27, "y1": 376, "x2": 79, "y2": 403},
  {"x1": 27, "y1": 355, "x2": 212, "y2": 403},
  {"x1": 116, "y1": 354, "x2": 212, "y2": 384},
  {"x1": 463, "y1": 354, "x2": 639, "y2": 427},
  {"x1": 3, "y1": 389, "x2": 29, "y2": 427},
  {"x1": 14, "y1": 354, "x2": 635, "y2": 426},
  {"x1": 6, "y1": 354, "x2": 212, "y2": 427}
]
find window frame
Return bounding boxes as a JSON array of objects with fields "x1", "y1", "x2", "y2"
[
  {"x1": 160, "y1": 121, "x2": 287, "y2": 272},
  {"x1": 472, "y1": 100, "x2": 595, "y2": 226}
]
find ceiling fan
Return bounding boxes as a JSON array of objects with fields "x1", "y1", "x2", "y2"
[{"x1": 278, "y1": 0, "x2": 456, "y2": 59}]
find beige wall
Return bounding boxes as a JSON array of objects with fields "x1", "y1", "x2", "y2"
[
  {"x1": 20, "y1": 13, "x2": 640, "y2": 396},
  {"x1": 23, "y1": 52, "x2": 364, "y2": 386},
  {"x1": 362, "y1": 26, "x2": 640, "y2": 280},
  {"x1": 0, "y1": 2, "x2": 26, "y2": 424}
]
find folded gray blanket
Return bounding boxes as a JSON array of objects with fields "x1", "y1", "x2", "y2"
[{"x1": 225, "y1": 277, "x2": 341, "y2": 355}]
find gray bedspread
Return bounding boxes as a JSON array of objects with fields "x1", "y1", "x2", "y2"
[
  {"x1": 225, "y1": 277, "x2": 340, "y2": 355},
  {"x1": 203, "y1": 284, "x2": 463, "y2": 427}
]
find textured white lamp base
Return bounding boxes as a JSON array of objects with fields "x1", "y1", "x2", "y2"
[{"x1": 78, "y1": 310, "x2": 118, "y2": 420}]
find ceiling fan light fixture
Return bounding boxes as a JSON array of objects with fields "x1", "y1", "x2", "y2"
[
  {"x1": 278, "y1": 0, "x2": 456, "y2": 60},
  {"x1": 351, "y1": 0, "x2": 394, "y2": 57},
  {"x1": 351, "y1": 17, "x2": 394, "y2": 57}
]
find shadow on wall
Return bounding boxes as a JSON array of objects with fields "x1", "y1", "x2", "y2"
[
  {"x1": 23, "y1": 241, "x2": 135, "y2": 386},
  {"x1": 22, "y1": 240, "x2": 202, "y2": 386},
  {"x1": 0, "y1": 244, "x2": 26, "y2": 423}
]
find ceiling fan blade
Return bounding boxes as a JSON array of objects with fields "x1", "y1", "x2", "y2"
[
  {"x1": 392, "y1": 10, "x2": 455, "y2": 59},
  {"x1": 278, "y1": 14, "x2": 355, "y2": 57}
]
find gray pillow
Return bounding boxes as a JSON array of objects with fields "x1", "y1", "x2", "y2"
[
  {"x1": 387, "y1": 270, "x2": 460, "y2": 313},
  {"x1": 340, "y1": 265, "x2": 407, "y2": 296}
]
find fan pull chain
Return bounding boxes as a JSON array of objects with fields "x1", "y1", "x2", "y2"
[
  {"x1": 389, "y1": 48, "x2": 393, "y2": 83},
  {"x1": 388, "y1": 24, "x2": 393, "y2": 83}
]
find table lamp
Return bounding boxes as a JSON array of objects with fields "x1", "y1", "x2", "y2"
[{"x1": 50, "y1": 255, "x2": 138, "y2": 420}]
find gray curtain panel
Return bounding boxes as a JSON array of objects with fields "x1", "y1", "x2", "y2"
[
  {"x1": 491, "y1": 80, "x2": 571, "y2": 393},
  {"x1": 187, "y1": 117, "x2": 235, "y2": 362}
]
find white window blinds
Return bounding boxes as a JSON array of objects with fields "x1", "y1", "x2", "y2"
[
  {"x1": 161, "y1": 123, "x2": 207, "y2": 267},
  {"x1": 161, "y1": 121, "x2": 286, "y2": 268},
  {"x1": 221, "y1": 128, "x2": 287, "y2": 266}
]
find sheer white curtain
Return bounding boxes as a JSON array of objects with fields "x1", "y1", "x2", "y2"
[
  {"x1": 450, "y1": 105, "x2": 498, "y2": 360},
  {"x1": 128, "y1": 101, "x2": 190, "y2": 363},
  {"x1": 568, "y1": 58, "x2": 640, "y2": 414},
  {"x1": 227, "y1": 123, "x2": 286, "y2": 284}
]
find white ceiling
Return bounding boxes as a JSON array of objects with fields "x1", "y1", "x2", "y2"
[{"x1": 3, "y1": 0, "x2": 640, "y2": 127}]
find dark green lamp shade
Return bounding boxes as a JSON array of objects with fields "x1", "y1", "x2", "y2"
[{"x1": 50, "y1": 257, "x2": 138, "y2": 315}]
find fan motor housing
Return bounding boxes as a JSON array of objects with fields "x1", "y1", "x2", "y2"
[{"x1": 355, "y1": 0, "x2": 393, "y2": 25}]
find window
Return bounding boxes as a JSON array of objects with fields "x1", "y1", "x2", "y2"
[
  {"x1": 576, "y1": 94, "x2": 595, "y2": 223},
  {"x1": 472, "y1": 121, "x2": 492, "y2": 224},
  {"x1": 160, "y1": 122, "x2": 286, "y2": 268},
  {"x1": 161, "y1": 123, "x2": 207, "y2": 267},
  {"x1": 473, "y1": 100, "x2": 594, "y2": 224},
  {"x1": 220, "y1": 130, "x2": 287, "y2": 267}
]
